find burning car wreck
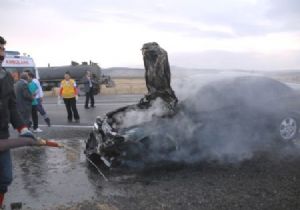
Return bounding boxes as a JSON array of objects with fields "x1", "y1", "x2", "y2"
[
  {"x1": 85, "y1": 43, "x2": 300, "y2": 168},
  {"x1": 85, "y1": 42, "x2": 179, "y2": 167}
]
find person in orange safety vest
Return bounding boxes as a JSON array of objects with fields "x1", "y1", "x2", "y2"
[{"x1": 59, "y1": 71, "x2": 80, "y2": 123}]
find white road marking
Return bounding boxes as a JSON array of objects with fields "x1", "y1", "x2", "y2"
[
  {"x1": 44, "y1": 102, "x2": 132, "y2": 106},
  {"x1": 39, "y1": 124, "x2": 93, "y2": 128}
]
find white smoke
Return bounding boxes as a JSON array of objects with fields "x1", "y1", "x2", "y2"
[
  {"x1": 113, "y1": 98, "x2": 172, "y2": 129},
  {"x1": 113, "y1": 71, "x2": 300, "y2": 165}
]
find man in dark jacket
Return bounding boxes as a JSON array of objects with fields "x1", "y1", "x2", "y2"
[
  {"x1": 0, "y1": 36, "x2": 35, "y2": 209},
  {"x1": 81, "y1": 70, "x2": 98, "y2": 109},
  {"x1": 15, "y1": 72, "x2": 33, "y2": 128}
]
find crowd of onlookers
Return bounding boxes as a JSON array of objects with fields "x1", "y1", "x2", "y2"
[
  {"x1": 15, "y1": 69, "x2": 99, "y2": 131},
  {"x1": 0, "y1": 35, "x2": 100, "y2": 208},
  {"x1": 1, "y1": 35, "x2": 174, "y2": 208},
  {"x1": 15, "y1": 70, "x2": 50, "y2": 133}
]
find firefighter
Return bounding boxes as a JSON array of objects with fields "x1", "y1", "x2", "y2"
[{"x1": 0, "y1": 36, "x2": 36, "y2": 209}]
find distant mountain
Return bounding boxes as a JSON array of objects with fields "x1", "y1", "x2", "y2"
[
  {"x1": 102, "y1": 66, "x2": 300, "y2": 78},
  {"x1": 102, "y1": 66, "x2": 223, "y2": 78},
  {"x1": 263, "y1": 69, "x2": 300, "y2": 75},
  {"x1": 102, "y1": 67, "x2": 144, "y2": 78}
]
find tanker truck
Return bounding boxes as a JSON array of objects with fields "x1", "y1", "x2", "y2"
[{"x1": 38, "y1": 62, "x2": 114, "y2": 95}]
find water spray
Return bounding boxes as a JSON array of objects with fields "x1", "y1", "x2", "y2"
[
  {"x1": 62, "y1": 143, "x2": 109, "y2": 181},
  {"x1": 40, "y1": 138, "x2": 109, "y2": 182}
]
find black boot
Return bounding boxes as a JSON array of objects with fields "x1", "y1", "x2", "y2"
[{"x1": 45, "y1": 118, "x2": 51, "y2": 127}]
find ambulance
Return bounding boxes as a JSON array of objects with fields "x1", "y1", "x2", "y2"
[{"x1": 2, "y1": 51, "x2": 39, "y2": 81}]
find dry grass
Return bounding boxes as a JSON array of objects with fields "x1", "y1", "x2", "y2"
[
  {"x1": 46, "y1": 78, "x2": 147, "y2": 96},
  {"x1": 268, "y1": 75, "x2": 300, "y2": 84},
  {"x1": 46, "y1": 73, "x2": 300, "y2": 97},
  {"x1": 101, "y1": 78, "x2": 147, "y2": 95}
]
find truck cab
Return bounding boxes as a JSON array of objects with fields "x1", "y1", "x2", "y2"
[{"x1": 3, "y1": 51, "x2": 39, "y2": 81}]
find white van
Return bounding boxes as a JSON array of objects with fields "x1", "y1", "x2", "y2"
[{"x1": 2, "y1": 51, "x2": 39, "y2": 81}]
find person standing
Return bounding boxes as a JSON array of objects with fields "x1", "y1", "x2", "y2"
[
  {"x1": 27, "y1": 72, "x2": 42, "y2": 133},
  {"x1": 59, "y1": 71, "x2": 80, "y2": 123},
  {"x1": 24, "y1": 70, "x2": 51, "y2": 127},
  {"x1": 14, "y1": 72, "x2": 33, "y2": 128},
  {"x1": 82, "y1": 71, "x2": 97, "y2": 109},
  {"x1": 0, "y1": 35, "x2": 36, "y2": 209}
]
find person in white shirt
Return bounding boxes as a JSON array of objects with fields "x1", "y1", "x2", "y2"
[{"x1": 24, "y1": 70, "x2": 51, "y2": 128}]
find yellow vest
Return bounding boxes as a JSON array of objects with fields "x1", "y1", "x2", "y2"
[{"x1": 61, "y1": 79, "x2": 76, "y2": 98}]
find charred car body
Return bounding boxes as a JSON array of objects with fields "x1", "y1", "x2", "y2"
[{"x1": 85, "y1": 43, "x2": 300, "y2": 167}]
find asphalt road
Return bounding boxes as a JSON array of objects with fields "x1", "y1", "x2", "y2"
[
  {"x1": 4, "y1": 94, "x2": 300, "y2": 210},
  {"x1": 38, "y1": 94, "x2": 143, "y2": 126}
]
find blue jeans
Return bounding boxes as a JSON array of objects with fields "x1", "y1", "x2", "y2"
[
  {"x1": 0, "y1": 150, "x2": 13, "y2": 193},
  {"x1": 36, "y1": 98, "x2": 47, "y2": 117}
]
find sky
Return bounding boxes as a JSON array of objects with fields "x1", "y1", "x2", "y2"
[{"x1": 1, "y1": 0, "x2": 300, "y2": 70}]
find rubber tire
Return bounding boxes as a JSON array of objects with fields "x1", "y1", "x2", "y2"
[{"x1": 277, "y1": 115, "x2": 299, "y2": 144}]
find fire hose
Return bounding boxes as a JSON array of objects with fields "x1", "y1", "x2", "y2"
[
  {"x1": 0, "y1": 137, "x2": 109, "y2": 181},
  {"x1": 2, "y1": 137, "x2": 108, "y2": 210},
  {"x1": 0, "y1": 137, "x2": 63, "y2": 151}
]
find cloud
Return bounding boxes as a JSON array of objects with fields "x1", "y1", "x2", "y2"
[
  {"x1": 265, "y1": 0, "x2": 300, "y2": 31},
  {"x1": 3, "y1": 0, "x2": 299, "y2": 37},
  {"x1": 1, "y1": 0, "x2": 299, "y2": 69},
  {"x1": 149, "y1": 21, "x2": 235, "y2": 39},
  {"x1": 170, "y1": 50, "x2": 300, "y2": 70}
]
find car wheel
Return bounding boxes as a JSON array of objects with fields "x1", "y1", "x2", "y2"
[{"x1": 278, "y1": 115, "x2": 299, "y2": 143}]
